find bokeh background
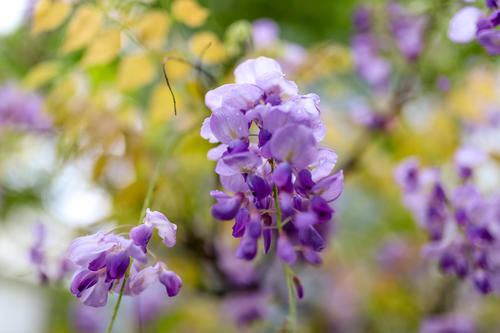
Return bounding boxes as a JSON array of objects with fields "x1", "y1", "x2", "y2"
[{"x1": 1, "y1": 0, "x2": 500, "y2": 332}]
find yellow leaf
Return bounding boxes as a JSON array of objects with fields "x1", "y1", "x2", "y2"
[
  {"x1": 149, "y1": 84, "x2": 179, "y2": 123},
  {"x1": 61, "y1": 5, "x2": 103, "y2": 53},
  {"x1": 32, "y1": 0, "x2": 71, "y2": 35},
  {"x1": 81, "y1": 29, "x2": 121, "y2": 67},
  {"x1": 131, "y1": 10, "x2": 170, "y2": 49},
  {"x1": 24, "y1": 61, "x2": 60, "y2": 88},
  {"x1": 190, "y1": 31, "x2": 227, "y2": 64},
  {"x1": 172, "y1": 0, "x2": 208, "y2": 28},
  {"x1": 162, "y1": 52, "x2": 192, "y2": 80},
  {"x1": 117, "y1": 53, "x2": 156, "y2": 91}
]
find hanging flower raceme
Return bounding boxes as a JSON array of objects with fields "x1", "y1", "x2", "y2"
[
  {"x1": 201, "y1": 56, "x2": 343, "y2": 268},
  {"x1": 394, "y1": 147, "x2": 500, "y2": 295},
  {"x1": 67, "y1": 209, "x2": 181, "y2": 307},
  {"x1": 448, "y1": 1, "x2": 500, "y2": 55}
]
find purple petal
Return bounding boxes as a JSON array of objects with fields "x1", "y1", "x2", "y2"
[
  {"x1": 302, "y1": 247, "x2": 322, "y2": 265},
  {"x1": 220, "y1": 174, "x2": 249, "y2": 193},
  {"x1": 233, "y1": 208, "x2": 250, "y2": 237},
  {"x1": 311, "y1": 196, "x2": 333, "y2": 222},
  {"x1": 272, "y1": 162, "x2": 293, "y2": 191},
  {"x1": 252, "y1": 19, "x2": 279, "y2": 49},
  {"x1": 205, "y1": 83, "x2": 263, "y2": 112},
  {"x1": 236, "y1": 236, "x2": 258, "y2": 261},
  {"x1": 299, "y1": 226, "x2": 326, "y2": 252},
  {"x1": 88, "y1": 252, "x2": 107, "y2": 271},
  {"x1": 215, "y1": 152, "x2": 262, "y2": 176},
  {"x1": 247, "y1": 217, "x2": 262, "y2": 239},
  {"x1": 130, "y1": 224, "x2": 154, "y2": 251},
  {"x1": 159, "y1": 270, "x2": 182, "y2": 297},
  {"x1": 310, "y1": 149, "x2": 338, "y2": 182},
  {"x1": 247, "y1": 175, "x2": 272, "y2": 200},
  {"x1": 201, "y1": 117, "x2": 219, "y2": 143},
  {"x1": 127, "y1": 265, "x2": 159, "y2": 295},
  {"x1": 210, "y1": 108, "x2": 250, "y2": 144},
  {"x1": 312, "y1": 170, "x2": 344, "y2": 202},
  {"x1": 106, "y1": 250, "x2": 130, "y2": 280},
  {"x1": 211, "y1": 195, "x2": 243, "y2": 220},
  {"x1": 144, "y1": 209, "x2": 177, "y2": 248},
  {"x1": 294, "y1": 211, "x2": 318, "y2": 230},
  {"x1": 448, "y1": 7, "x2": 483, "y2": 43},
  {"x1": 270, "y1": 124, "x2": 317, "y2": 169}
]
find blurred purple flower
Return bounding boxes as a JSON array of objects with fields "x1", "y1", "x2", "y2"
[
  {"x1": 252, "y1": 19, "x2": 279, "y2": 49},
  {"x1": 223, "y1": 293, "x2": 270, "y2": 326},
  {"x1": 420, "y1": 314, "x2": 475, "y2": 333},
  {"x1": 388, "y1": 3, "x2": 427, "y2": 61},
  {"x1": 72, "y1": 303, "x2": 105, "y2": 333},
  {"x1": 29, "y1": 222, "x2": 48, "y2": 283},
  {"x1": 0, "y1": 83, "x2": 51, "y2": 133}
]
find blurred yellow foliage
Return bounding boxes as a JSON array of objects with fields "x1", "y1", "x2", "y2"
[
  {"x1": 163, "y1": 52, "x2": 192, "y2": 80},
  {"x1": 131, "y1": 10, "x2": 171, "y2": 49},
  {"x1": 172, "y1": 0, "x2": 209, "y2": 27},
  {"x1": 118, "y1": 53, "x2": 156, "y2": 91},
  {"x1": 61, "y1": 5, "x2": 103, "y2": 53},
  {"x1": 149, "y1": 84, "x2": 178, "y2": 123},
  {"x1": 32, "y1": 0, "x2": 71, "y2": 35},
  {"x1": 446, "y1": 68, "x2": 498, "y2": 122},
  {"x1": 190, "y1": 31, "x2": 227, "y2": 64},
  {"x1": 24, "y1": 61, "x2": 60, "y2": 88},
  {"x1": 82, "y1": 28, "x2": 122, "y2": 67}
]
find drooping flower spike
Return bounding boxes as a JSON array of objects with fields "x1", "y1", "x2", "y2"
[
  {"x1": 395, "y1": 148, "x2": 500, "y2": 295},
  {"x1": 201, "y1": 56, "x2": 343, "y2": 272},
  {"x1": 67, "y1": 209, "x2": 181, "y2": 307}
]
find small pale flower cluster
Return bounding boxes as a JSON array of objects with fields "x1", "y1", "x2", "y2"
[{"x1": 67, "y1": 209, "x2": 181, "y2": 307}]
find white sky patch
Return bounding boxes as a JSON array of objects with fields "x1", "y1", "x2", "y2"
[{"x1": 0, "y1": 0, "x2": 29, "y2": 35}]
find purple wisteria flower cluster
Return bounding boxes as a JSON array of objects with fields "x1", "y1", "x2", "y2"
[
  {"x1": 395, "y1": 146, "x2": 500, "y2": 294},
  {"x1": 67, "y1": 209, "x2": 181, "y2": 307},
  {"x1": 352, "y1": 4, "x2": 427, "y2": 91},
  {"x1": 201, "y1": 56, "x2": 343, "y2": 267},
  {"x1": 0, "y1": 83, "x2": 51, "y2": 134},
  {"x1": 448, "y1": 0, "x2": 500, "y2": 55}
]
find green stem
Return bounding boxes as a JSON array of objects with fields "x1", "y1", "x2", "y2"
[
  {"x1": 106, "y1": 260, "x2": 132, "y2": 333},
  {"x1": 272, "y1": 183, "x2": 297, "y2": 332},
  {"x1": 285, "y1": 265, "x2": 297, "y2": 331}
]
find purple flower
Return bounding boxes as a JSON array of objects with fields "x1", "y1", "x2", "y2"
[
  {"x1": 487, "y1": 0, "x2": 500, "y2": 10},
  {"x1": 0, "y1": 83, "x2": 51, "y2": 133},
  {"x1": 223, "y1": 293, "x2": 269, "y2": 326},
  {"x1": 67, "y1": 209, "x2": 181, "y2": 307},
  {"x1": 201, "y1": 57, "x2": 343, "y2": 270},
  {"x1": 454, "y1": 146, "x2": 486, "y2": 179},
  {"x1": 352, "y1": 34, "x2": 391, "y2": 90},
  {"x1": 477, "y1": 28, "x2": 500, "y2": 54},
  {"x1": 72, "y1": 303, "x2": 105, "y2": 333},
  {"x1": 130, "y1": 224, "x2": 154, "y2": 252},
  {"x1": 252, "y1": 19, "x2": 279, "y2": 49},
  {"x1": 389, "y1": 4, "x2": 427, "y2": 61},
  {"x1": 395, "y1": 151, "x2": 500, "y2": 294},
  {"x1": 448, "y1": 7, "x2": 483, "y2": 44},
  {"x1": 143, "y1": 209, "x2": 177, "y2": 248},
  {"x1": 420, "y1": 314, "x2": 475, "y2": 333},
  {"x1": 353, "y1": 6, "x2": 373, "y2": 33}
]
